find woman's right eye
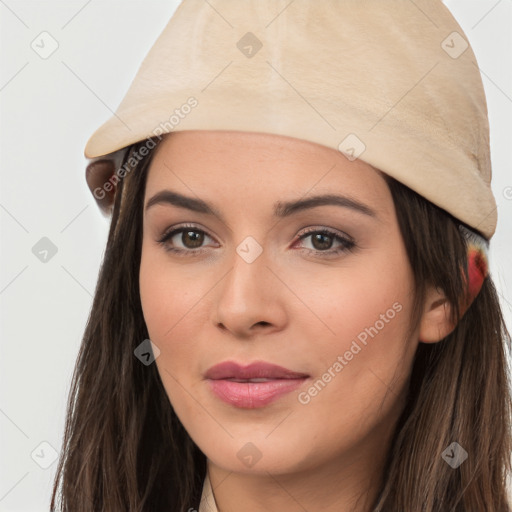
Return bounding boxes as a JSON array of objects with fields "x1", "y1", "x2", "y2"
[{"x1": 157, "y1": 224, "x2": 216, "y2": 256}]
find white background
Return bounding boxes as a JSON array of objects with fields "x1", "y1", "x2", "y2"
[{"x1": 0, "y1": 1, "x2": 511, "y2": 510}]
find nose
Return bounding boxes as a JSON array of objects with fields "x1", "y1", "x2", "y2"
[{"x1": 212, "y1": 244, "x2": 288, "y2": 339}]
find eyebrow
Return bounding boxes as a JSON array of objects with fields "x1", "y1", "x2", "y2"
[{"x1": 145, "y1": 190, "x2": 378, "y2": 221}]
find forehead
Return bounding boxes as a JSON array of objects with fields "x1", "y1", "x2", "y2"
[{"x1": 144, "y1": 130, "x2": 391, "y2": 211}]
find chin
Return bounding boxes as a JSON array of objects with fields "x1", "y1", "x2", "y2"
[{"x1": 195, "y1": 429, "x2": 317, "y2": 475}]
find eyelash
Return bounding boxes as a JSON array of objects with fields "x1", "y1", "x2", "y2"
[{"x1": 157, "y1": 223, "x2": 356, "y2": 258}]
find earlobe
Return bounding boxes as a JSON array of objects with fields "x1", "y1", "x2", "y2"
[{"x1": 418, "y1": 287, "x2": 456, "y2": 343}]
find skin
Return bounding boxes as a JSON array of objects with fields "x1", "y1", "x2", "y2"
[{"x1": 139, "y1": 130, "x2": 453, "y2": 512}]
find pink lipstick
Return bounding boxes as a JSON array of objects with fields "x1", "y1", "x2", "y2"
[{"x1": 204, "y1": 361, "x2": 309, "y2": 409}]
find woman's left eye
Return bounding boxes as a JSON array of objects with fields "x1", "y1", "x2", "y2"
[
  {"x1": 294, "y1": 227, "x2": 356, "y2": 257},
  {"x1": 157, "y1": 224, "x2": 356, "y2": 257}
]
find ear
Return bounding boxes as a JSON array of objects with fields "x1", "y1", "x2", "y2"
[{"x1": 418, "y1": 286, "x2": 456, "y2": 343}]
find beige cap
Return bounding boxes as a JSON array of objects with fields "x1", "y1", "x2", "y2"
[{"x1": 84, "y1": 0, "x2": 497, "y2": 239}]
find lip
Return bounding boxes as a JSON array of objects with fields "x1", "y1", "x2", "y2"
[{"x1": 205, "y1": 361, "x2": 309, "y2": 409}]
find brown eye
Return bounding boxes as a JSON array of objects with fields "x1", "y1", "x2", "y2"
[
  {"x1": 310, "y1": 232, "x2": 334, "y2": 251},
  {"x1": 181, "y1": 230, "x2": 204, "y2": 249},
  {"x1": 157, "y1": 224, "x2": 216, "y2": 255},
  {"x1": 296, "y1": 227, "x2": 356, "y2": 257}
]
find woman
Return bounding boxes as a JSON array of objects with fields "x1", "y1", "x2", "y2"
[{"x1": 51, "y1": 1, "x2": 511, "y2": 511}]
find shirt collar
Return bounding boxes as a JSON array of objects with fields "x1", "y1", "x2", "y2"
[{"x1": 198, "y1": 470, "x2": 219, "y2": 512}]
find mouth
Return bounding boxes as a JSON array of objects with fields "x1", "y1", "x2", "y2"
[
  {"x1": 224, "y1": 378, "x2": 284, "y2": 383},
  {"x1": 204, "y1": 361, "x2": 309, "y2": 409}
]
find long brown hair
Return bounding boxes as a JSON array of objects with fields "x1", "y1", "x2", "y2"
[{"x1": 51, "y1": 139, "x2": 511, "y2": 511}]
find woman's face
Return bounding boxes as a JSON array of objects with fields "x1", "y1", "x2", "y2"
[{"x1": 140, "y1": 130, "x2": 419, "y2": 477}]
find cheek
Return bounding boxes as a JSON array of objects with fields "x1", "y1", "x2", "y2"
[
  {"x1": 139, "y1": 249, "x2": 212, "y2": 418},
  {"x1": 139, "y1": 248, "x2": 207, "y2": 371},
  {"x1": 291, "y1": 248, "x2": 416, "y2": 444},
  {"x1": 297, "y1": 242, "x2": 414, "y2": 358},
  {"x1": 139, "y1": 245, "x2": 208, "y2": 336}
]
